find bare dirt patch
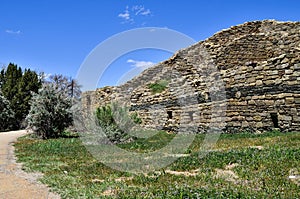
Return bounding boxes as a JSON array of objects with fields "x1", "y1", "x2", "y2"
[
  {"x1": 214, "y1": 163, "x2": 239, "y2": 183},
  {"x1": 214, "y1": 169, "x2": 239, "y2": 182},
  {"x1": 165, "y1": 169, "x2": 200, "y2": 177},
  {"x1": 101, "y1": 188, "x2": 117, "y2": 196},
  {"x1": 0, "y1": 130, "x2": 60, "y2": 199},
  {"x1": 114, "y1": 176, "x2": 134, "y2": 182}
]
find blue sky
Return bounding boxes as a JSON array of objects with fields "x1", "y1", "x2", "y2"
[{"x1": 1, "y1": 0, "x2": 299, "y2": 88}]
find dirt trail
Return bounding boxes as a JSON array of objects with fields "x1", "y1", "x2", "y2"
[{"x1": 0, "y1": 130, "x2": 60, "y2": 199}]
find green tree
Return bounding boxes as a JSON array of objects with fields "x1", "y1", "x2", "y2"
[
  {"x1": 0, "y1": 68, "x2": 5, "y2": 88},
  {"x1": 0, "y1": 63, "x2": 41, "y2": 129},
  {"x1": 1, "y1": 63, "x2": 22, "y2": 101},
  {"x1": 0, "y1": 91, "x2": 15, "y2": 131},
  {"x1": 15, "y1": 69, "x2": 41, "y2": 127},
  {"x1": 26, "y1": 83, "x2": 73, "y2": 139},
  {"x1": 1, "y1": 63, "x2": 22, "y2": 129}
]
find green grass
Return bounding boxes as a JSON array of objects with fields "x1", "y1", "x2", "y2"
[{"x1": 15, "y1": 131, "x2": 300, "y2": 198}]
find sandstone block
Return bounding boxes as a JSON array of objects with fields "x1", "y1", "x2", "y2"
[
  {"x1": 294, "y1": 63, "x2": 300, "y2": 70},
  {"x1": 267, "y1": 70, "x2": 279, "y2": 75},
  {"x1": 285, "y1": 69, "x2": 293, "y2": 74},
  {"x1": 275, "y1": 99, "x2": 285, "y2": 105},
  {"x1": 295, "y1": 98, "x2": 300, "y2": 104},
  {"x1": 274, "y1": 79, "x2": 282, "y2": 84},
  {"x1": 264, "y1": 80, "x2": 275, "y2": 85},
  {"x1": 287, "y1": 81, "x2": 298, "y2": 85},
  {"x1": 256, "y1": 122, "x2": 264, "y2": 128},
  {"x1": 255, "y1": 80, "x2": 263, "y2": 86},
  {"x1": 242, "y1": 121, "x2": 249, "y2": 127},
  {"x1": 286, "y1": 97, "x2": 294, "y2": 104},
  {"x1": 279, "y1": 115, "x2": 292, "y2": 121},
  {"x1": 254, "y1": 116, "x2": 262, "y2": 121},
  {"x1": 293, "y1": 116, "x2": 300, "y2": 122},
  {"x1": 248, "y1": 100, "x2": 256, "y2": 105},
  {"x1": 265, "y1": 100, "x2": 274, "y2": 106}
]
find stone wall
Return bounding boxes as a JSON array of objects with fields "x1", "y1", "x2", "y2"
[{"x1": 82, "y1": 20, "x2": 300, "y2": 133}]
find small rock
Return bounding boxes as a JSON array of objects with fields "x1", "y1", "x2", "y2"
[{"x1": 289, "y1": 175, "x2": 297, "y2": 179}]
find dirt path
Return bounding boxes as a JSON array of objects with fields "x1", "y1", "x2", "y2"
[{"x1": 0, "y1": 130, "x2": 60, "y2": 199}]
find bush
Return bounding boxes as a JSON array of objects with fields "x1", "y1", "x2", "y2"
[
  {"x1": 95, "y1": 103, "x2": 142, "y2": 144},
  {"x1": 0, "y1": 91, "x2": 15, "y2": 131},
  {"x1": 148, "y1": 80, "x2": 169, "y2": 94},
  {"x1": 26, "y1": 84, "x2": 73, "y2": 139}
]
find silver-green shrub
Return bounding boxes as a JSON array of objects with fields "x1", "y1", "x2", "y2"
[{"x1": 26, "y1": 84, "x2": 73, "y2": 139}]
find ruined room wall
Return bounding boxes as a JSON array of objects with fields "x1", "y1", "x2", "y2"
[{"x1": 82, "y1": 20, "x2": 300, "y2": 133}]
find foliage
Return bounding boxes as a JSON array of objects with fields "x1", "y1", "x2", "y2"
[
  {"x1": 148, "y1": 79, "x2": 169, "y2": 94},
  {"x1": 26, "y1": 83, "x2": 73, "y2": 139},
  {"x1": 15, "y1": 69, "x2": 42, "y2": 127},
  {"x1": 0, "y1": 63, "x2": 41, "y2": 129},
  {"x1": 46, "y1": 74, "x2": 81, "y2": 99},
  {"x1": 131, "y1": 111, "x2": 142, "y2": 125},
  {"x1": 15, "y1": 131, "x2": 300, "y2": 198},
  {"x1": 0, "y1": 91, "x2": 15, "y2": 131},
  {"x1": 95, "y1": 103, "x2": 142, "y2": 144}
]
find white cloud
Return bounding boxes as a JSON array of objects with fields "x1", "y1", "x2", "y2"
[
  {"x1": 140, "y1": 9, "x2": 151, "y2": 16},
  {"x1": 127, "y1": 59, "x2": 155, "y2": 68},
  {"x1": 118, "y1": 6, "x2": 130, "y2": 20},
  {"x1": 132, "y1": 5, "x2": 142, "y2": 14},
  {"x1": 117, "y1": 59, "x2": 155, "y2": 85},
  {"x1": 132, "y1": 5, "x2": 151, "y2": 16},
  {"x1": 118, "y1": 6, "x2": 133, "y2": 23},
  {"x1": 5, "y1": 29, "x2": 21, "y2": 34},
  {"x1": 118, "y1": 5, "x2": 152, "y2": 24},
  {"x1": 118, "y1": 12, "x2": 130, "y2": 20}
]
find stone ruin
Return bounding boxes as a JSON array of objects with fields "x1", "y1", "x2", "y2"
[{"x1": 81, "y1": 20, "x2": 300, "y2": 133}]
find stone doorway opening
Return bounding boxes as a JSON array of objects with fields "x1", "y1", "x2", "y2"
[
  {"x1": 167, "y1": 111, "x2": 173, "y2": 120},
  {"x1": 270, "y1": 113, "x2": 279, "y2": 128}
]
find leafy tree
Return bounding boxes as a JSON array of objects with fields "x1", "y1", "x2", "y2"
[
  {"x1": 0, "y1": 91, "x2": 15, "y2": 131},
  {"x1": 47, "y1": 74, "x2": 81, "y2": 99},
  {"x1": 26, "y1": 83, "x2": 73, "y2": 139}
]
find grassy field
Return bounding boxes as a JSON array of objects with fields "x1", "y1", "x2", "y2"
[{"x1": 15, "y1": 131, "x2": 300, "y2": 198}]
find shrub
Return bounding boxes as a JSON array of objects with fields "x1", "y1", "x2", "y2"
[
  {"x1": 148, "y1": 80, "x2": 169, "y2": 94},
  {"x1": 95, "y1": 103, "x2": 142, "y2": 144},
  {"x1": 26, "y1": 84, "x2": 73, "y2": 139}
]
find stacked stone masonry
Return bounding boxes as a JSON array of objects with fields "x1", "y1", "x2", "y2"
[{"x1": 82, "y1": 20, "x2": 300, "y2": 133}]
